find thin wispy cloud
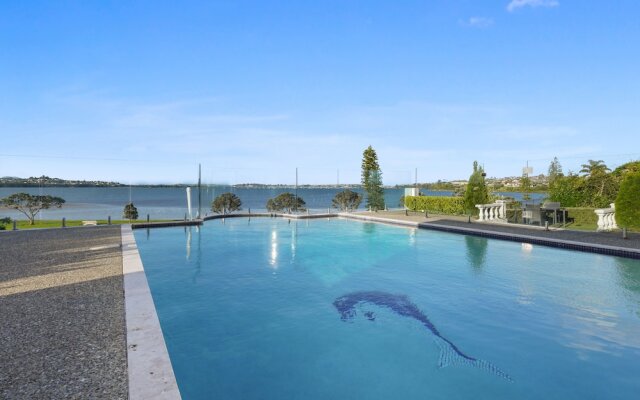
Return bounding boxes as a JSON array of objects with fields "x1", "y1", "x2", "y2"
[
  {"x1": 461, "y1": 17, "x2": 494, "y2": 29},
  {"x1": 507, "y1": 0, "x2": 559, "y2": 12}
]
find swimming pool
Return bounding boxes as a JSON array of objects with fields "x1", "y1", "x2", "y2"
[{"x1": 134, "y1": 218, "x2": 640, "y2": 399}]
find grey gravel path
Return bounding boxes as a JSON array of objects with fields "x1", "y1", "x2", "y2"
[
  {"x1": 358, "y1": 211, "x2": 640, "y2": 251},
  {"x1": 0, "y1": 226, "x2": 127, "y2": 400},
  {"x1": 427, "y1": 219, "x2": 640, "y2": 250}
]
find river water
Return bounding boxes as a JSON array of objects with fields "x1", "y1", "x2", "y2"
[{"x1": 0, "y1": 186, "x2": 545, "y2": 221}]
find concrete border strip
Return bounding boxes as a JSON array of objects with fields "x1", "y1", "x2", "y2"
[{"x1": 121, "y1": 225, "x2": 182, "y2": 399}]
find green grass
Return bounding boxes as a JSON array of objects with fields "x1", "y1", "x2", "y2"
[{"x1": 1, "y1": 219, "x2": 173, "y2": 230}]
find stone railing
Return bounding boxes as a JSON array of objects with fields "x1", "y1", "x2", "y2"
[
  {"x1": 476, "y1": 200, "x2": 508, "y2": 223},
  {"x1": 595, "y1": 203, "x2": 618, "y2": 232}
]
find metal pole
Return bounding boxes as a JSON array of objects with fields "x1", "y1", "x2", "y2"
[{"x1": 295, "y1": 167, "x2": 298, "y2": 213}]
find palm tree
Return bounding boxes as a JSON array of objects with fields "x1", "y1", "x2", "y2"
[{"x1": 579, "y1": 160, "x2": 610, "y2": 177}]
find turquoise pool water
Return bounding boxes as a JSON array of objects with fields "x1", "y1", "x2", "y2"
[{"x1": 134, "y1": 218, "x2": 640, "y2": 400}]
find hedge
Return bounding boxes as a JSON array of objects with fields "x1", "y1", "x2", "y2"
[
  {"x1": 615, "y1": 172, "x2": 640, "y2": 229},
  {"x1": 404, "y1": 196, "x2": 465, "y2": 215},
  {"x1": 564, "y1": 207, "x2": 598, "y2": 226}
]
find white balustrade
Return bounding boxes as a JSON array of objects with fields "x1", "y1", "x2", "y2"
[
  {"x1": 476, "y1": 200, "x2": 508, "y2": 223},
  {"x1": 595, "y1": 203, "x2": 618, "y2": 232}
]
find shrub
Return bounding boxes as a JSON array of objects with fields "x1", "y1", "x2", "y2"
[
  {"x1": 332, "y1": 189, "x2": 362, "y2": 211},
  {"x1": 123, "y1": 202, "x2": 138, "y2": 220},
  {"x1": 404, "y1": 196, "x2": 465, "y2": 215},
  {"x1": 0, "y1": 217, "x2": 10, "y2": 230},
  {"x1": 564, "y1": 207, "x2": 598, "y2": 227},
  {"x1": 212, "y1": 193, "x2": 242, "y2": 214},
  {"x1": 266, "y1": 193, "x2": 306, "y2": 213},
  {"x1": 548, "y1": 174, "x2": 587, "y2": 207},
  {"x1": 615, "y1": 172, "x2": 640, "y2": 230}
]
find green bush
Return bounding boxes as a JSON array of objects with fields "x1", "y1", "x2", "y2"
[
  {"x1": 266, "y1": 192, "x2": 306, "y2": 213},
  {"x1": 565, "y1": 207, "x2": 598, "y2": 227},
  {"x1": 615, "y1": 172, "x2": 640, "y2": 229},
  {"x1": 0, "y1": 217, "x2": 10, "y2": 230},
  {"x1": 123, "y1": 202, "x2": 139, "y2": 220},
  {"x1": 404, "y1": 196, "x2": 465, "y2": 215},
  {"x1": 212, "y1": 193, "x2": 242, "y2": 214}
]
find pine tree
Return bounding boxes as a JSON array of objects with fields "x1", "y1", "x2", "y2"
[
  {"x1": 366, "y1": 170, "x2": 385, "y2": 211},
  {"x1": 361, "y1": 146, "x2": 385, "y2": 211},
  {"x1": 548, "y1": 156, "x2": 563, "y2": 187},
  {"x1": 463, "y1": 161, "x2": 489, "y2": 215}
]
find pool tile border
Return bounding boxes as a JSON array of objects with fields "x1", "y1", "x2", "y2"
[
  {"x1": 339, "y1": 213, "x2": 640, "y2": 260},
  {"x1": 121, "y1": 225, "x2": 182, "y2": 400}
]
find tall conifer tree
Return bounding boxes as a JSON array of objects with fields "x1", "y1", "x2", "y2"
[{"x1": 361, "y1": 146, "x2": 385, "y2": 211}]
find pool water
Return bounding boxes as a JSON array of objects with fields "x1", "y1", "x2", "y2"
[{"x1": 134, "y1": 218, "x2": 640, "y2": 400}]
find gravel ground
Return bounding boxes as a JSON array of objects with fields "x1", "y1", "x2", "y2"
[{"x1": 0, "y1": 226, "x2": 127, "y2": 400}]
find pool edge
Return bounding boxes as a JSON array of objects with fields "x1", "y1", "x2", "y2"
[{"x1": 121, "y1": 224, "x2": 182, "y2": 400}]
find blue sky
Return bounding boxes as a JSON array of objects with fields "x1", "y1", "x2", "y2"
[{"x1": 1, "y1": 0, "x2": 639, "y2": 184}]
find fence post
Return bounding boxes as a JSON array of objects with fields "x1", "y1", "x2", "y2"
[
  {"x1": 147, "y1": 214, "x2": 150, "y2": 222},
  {"x1": 108, "y1": 216, "x2": 111, "y2": 225},
  {"x1": 62, "y1": 217, "x2": 66, "y2": 228},
  {"x1": 13, "y1": 220, "x2": 17, "y2": 231}
]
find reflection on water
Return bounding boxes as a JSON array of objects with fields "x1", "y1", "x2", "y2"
[
  {"x1": 270, "y1": 230, "x2": 278, "y2": 268},
  {"x1": 465, "y1": 236, "x2": 488, "y2": 270},
  {"x1": 290, "y1": 221, "x2": 297, "y2": 262},
  {"x1": 186, "y1": 226, "x2": 192, "y2": 260},
  {"x1": 184, "y1": 226, "x2": 203, "y2": 282},
  {"x1": 408, "y1": 228, "x2": 416, "y2": 246},
  {"x1": 615, "y1": 257, "x2": 640, "y2": 316},
  {"x1": 362, "y1": 222, "x2": 376, "y2": 235},
  {"x1": 615, "y1": 257, "x2": 640, "y2": 295}
]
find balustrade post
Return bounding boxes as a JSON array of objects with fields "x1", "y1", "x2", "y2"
[{"x1": 476, "y1": 205, "x2": 484, "y2": 221}]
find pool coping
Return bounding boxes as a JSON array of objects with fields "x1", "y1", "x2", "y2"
[
  {"x1": 121, "y1": 224, "x2": 182, "y2": 400},
  {"x1": 339, "y1": 213, "x2": 640, "y2": 260}
]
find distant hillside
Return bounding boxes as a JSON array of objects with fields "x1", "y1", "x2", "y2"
[{"x1": 0, "y1": 175, "x2": 125, "y2": 187}]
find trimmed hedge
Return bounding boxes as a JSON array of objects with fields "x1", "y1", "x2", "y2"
[
  {"x1": 405, "y1": 196, "x2": 465, "y2": 215},
  {"x1": 615, "y1": 172, "x2": 640, "y2": 229},
  {"x1": 565, "y1": 207, "x2": 598, "y2": 227}
]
